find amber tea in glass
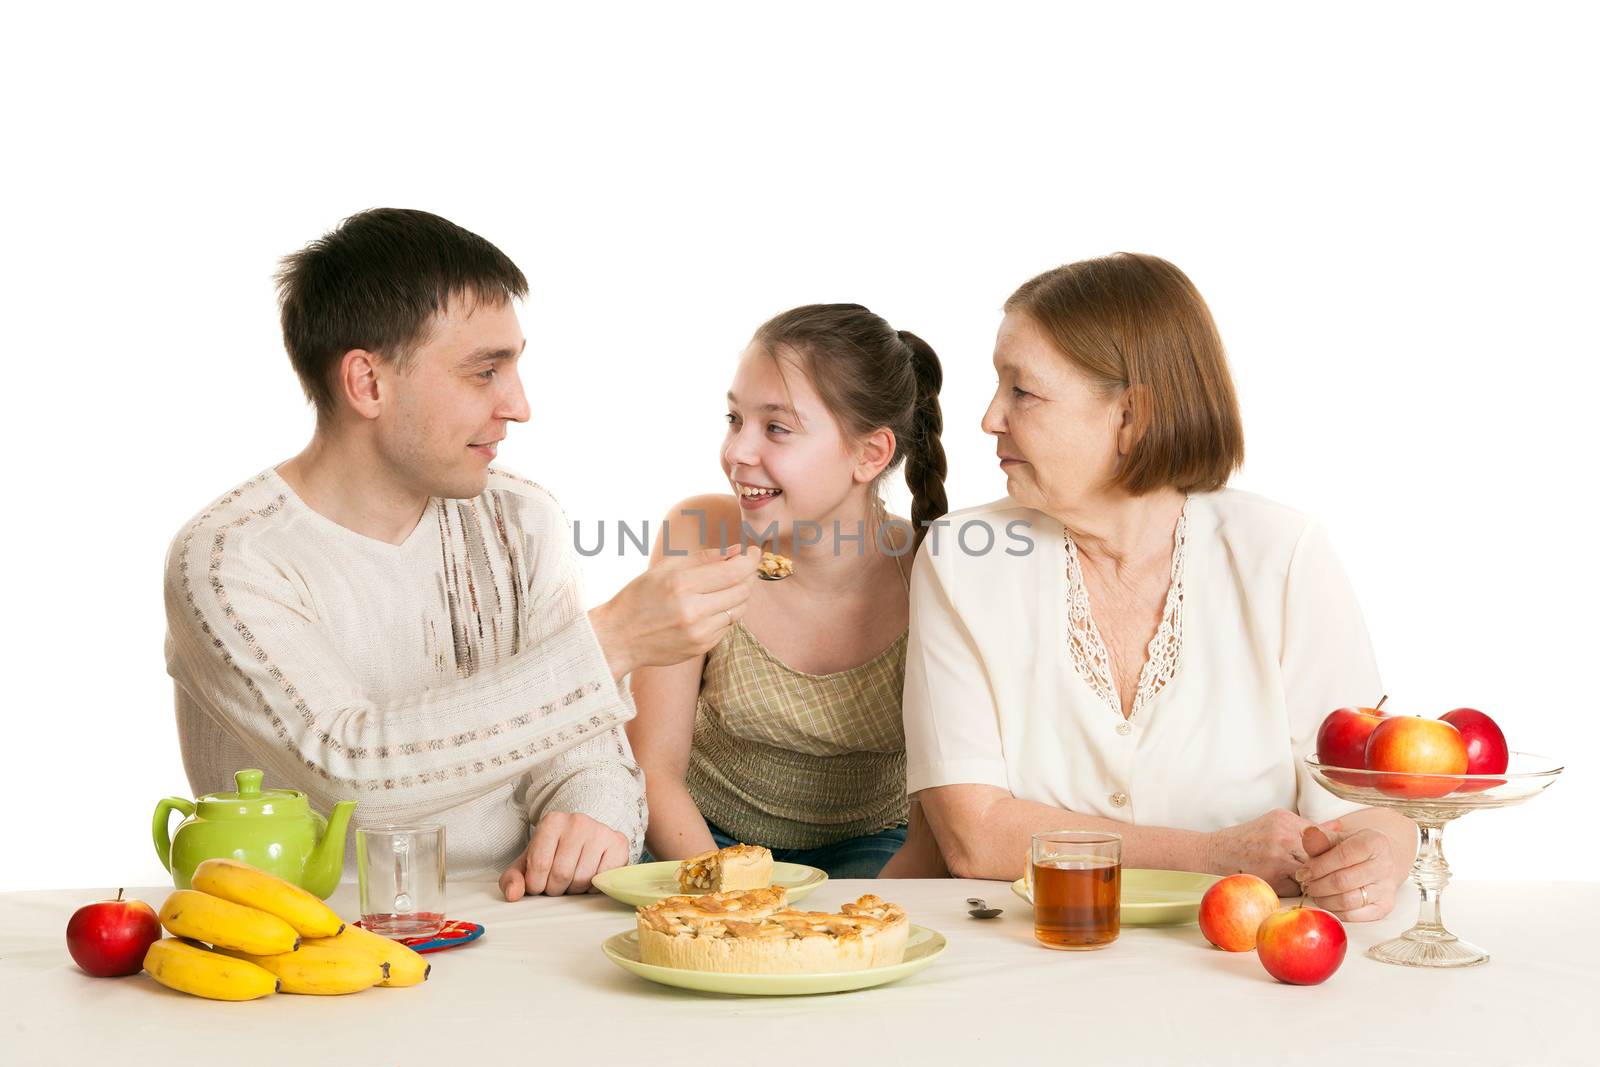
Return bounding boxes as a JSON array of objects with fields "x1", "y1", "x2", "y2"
[{"x1": 1026, "y1": 831, "x2": 1121, "y2": 949}]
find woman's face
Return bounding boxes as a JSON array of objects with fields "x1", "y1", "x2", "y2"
[
  {"x1": 982, "y1": 312, "x2": 1128, "y2": 515},
  {"x1": 722, "y1": 344, "x2": 874, "y2": 543}
]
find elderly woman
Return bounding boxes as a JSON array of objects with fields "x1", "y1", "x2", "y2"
[{"x1": 896, "y1": 253, "x2": 1415, "y2": 920}]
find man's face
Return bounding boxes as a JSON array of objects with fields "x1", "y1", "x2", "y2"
[{"x1": 374, "y1": 295, "x2": 529, "y2": 499}]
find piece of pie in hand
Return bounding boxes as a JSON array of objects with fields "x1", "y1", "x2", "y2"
[
  {"x1": 636, "y1": 890, "x2": 910, "y2": 974},
  {"x1": 757, "y1": 550, "x2": 793, "y2": 579},
  {"x1": 676, "y1": 843, "x2": 774, "y2": 892}
]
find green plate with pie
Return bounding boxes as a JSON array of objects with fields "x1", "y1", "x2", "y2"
[
  {"x1": 601, "y1": 924, "x2": 945, "y2": 995},
  {"x1": 592, "y1": 860, "x2": 827, "y2": 908},
  {"x1": 1010, "y1": 868, "x2": 1220, "y2": 926}
]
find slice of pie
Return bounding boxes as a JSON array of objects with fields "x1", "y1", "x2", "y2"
[
  {"x1": 676, "y1": 844, "x2": 774, "y2": 893},
  {"x1": 637, "y1": 889, "x2": 910, "y2": 974},
  {"x1": 758, "y1": 551, "x2": 793, "y2": 579}
]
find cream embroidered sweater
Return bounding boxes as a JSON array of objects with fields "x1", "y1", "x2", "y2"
[{"x1": 164, "y1": 466, "x2": 646, "y2": 880}]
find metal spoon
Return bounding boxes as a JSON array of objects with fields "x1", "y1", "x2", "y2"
[{"x1": 966, "y1": 897, "x2": 1003, "y2": 920}]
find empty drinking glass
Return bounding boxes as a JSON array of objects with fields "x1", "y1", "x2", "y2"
[{"x1": 357, "y1": 824, "x2": 446, "y2": 937}]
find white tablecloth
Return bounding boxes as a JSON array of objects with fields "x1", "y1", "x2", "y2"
[{"x1": 3, "y1": 879, "x2": 1595, "y2": 1066}]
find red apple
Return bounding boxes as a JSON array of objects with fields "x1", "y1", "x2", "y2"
[
  {"x1": 65, "y1": 889, "x2": 162, "y2": 977},
  {"x1": 1365, "y1": 715, "x2": 1469, "y2": 798},
  {"x1": 1255, "y1": 906, "x2": 1347, "y2": 985},
  {"x1": 1316, "y1": 701, "x2": 1388, "y2": 783},
  {"x1": 1439, "y1": 708, "x2": 1509, "y2": 791},
  {"x1": 1199, "y1": 874, "x2": 1281, "y2": 951}
]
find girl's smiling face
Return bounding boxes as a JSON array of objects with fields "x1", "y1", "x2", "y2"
[{"x1": 722, "y1": 343, "x2": 883, "y2": 546}]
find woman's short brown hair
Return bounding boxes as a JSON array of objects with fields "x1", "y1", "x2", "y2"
[{"x1": 1005, "y1": 252, "x2": 1244, "y2": 495}]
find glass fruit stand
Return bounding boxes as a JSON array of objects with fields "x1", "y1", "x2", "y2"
[{"x1": 1304, "y1": 753, "x2": 1563, "y2": 968}]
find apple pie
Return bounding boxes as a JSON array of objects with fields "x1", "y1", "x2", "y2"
[
  {"x1": 676, "y1": 843, "x2": 774, "y2": 892},
  {"x1": 758, "y1": 551, "x2": 793, "y2": 579},
  {"x1": 637, "y1": 888, "x2": 910, "y2": 974}
]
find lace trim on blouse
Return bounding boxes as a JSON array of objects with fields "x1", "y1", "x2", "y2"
[{"x1": 1062, "y1": 501, "x2": 1188, "y2": 721}]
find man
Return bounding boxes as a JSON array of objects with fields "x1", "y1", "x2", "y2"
[{"x1": 164, "y1": 208, "x2": 757, "y2": 898}]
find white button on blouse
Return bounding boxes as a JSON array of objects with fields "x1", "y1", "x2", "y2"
[{"x1": 903, "y1": 489, "x2": 1376, "y2": 831}]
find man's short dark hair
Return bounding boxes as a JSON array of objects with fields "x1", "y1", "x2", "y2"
[{"x1": 276, "y1": 208, "x2": 529, "y2": 418}]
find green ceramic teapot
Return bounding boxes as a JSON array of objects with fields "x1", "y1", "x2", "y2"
[{"x1": 152, "y1": 769, "x2": 356, "y2": 899}]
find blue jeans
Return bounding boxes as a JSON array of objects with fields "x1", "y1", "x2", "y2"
[
  {"x1": 713, "y1": 822, "x2": 907, "y2": 879},
  {"x1": 646, "y1": 822, "x2": 908, "y2": 879}
]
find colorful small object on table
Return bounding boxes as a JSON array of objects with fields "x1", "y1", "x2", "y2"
[{"x1": 353, "y1": 918, "x2": 484, "y2": 954}]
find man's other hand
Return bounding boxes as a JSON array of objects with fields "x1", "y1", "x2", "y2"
[{"x1": 499, "y1": 811, "x2": 630, "y2": 899}]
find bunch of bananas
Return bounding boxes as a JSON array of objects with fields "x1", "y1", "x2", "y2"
[{"x1": 142, "y1": 859, "x2": 431, "y2": 1002}]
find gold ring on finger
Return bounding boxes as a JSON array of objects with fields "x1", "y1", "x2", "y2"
[{"x1": 1359, "y1": 884, "x2": 1371, "y2": 908}]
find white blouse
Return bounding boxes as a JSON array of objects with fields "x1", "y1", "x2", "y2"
[{"x1": 902, "y1": 489, "x2": 1377, "y2": 829}]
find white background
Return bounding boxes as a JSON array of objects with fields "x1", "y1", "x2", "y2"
[{"x1": 3, "y1": 1, "x2": 1594, "y2": 892}]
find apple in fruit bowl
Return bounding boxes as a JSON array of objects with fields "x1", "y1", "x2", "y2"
[
  {"x1": 65, "y1": 889, "x2": 161, "y2": 977},
  {"x1": 1439, "y1": 707, "x2": 1509, "y2": 791},
  {"x1": 1365, "y1": 715, "x2": 1469, "y2": 798},
  {"x1": 1255, "y1": 906, "x2": 1347, "y2": 985},
  {"x1": 1199, "y1": 874, "x2": 1281, "y2": 951},
  {"x1": 1316, "y1": 698, "x2": 1388, "y2": 783}
]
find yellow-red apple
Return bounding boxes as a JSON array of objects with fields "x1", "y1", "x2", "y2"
[
  {"x1": 1255, "y1": 906, "x2": 1347, "y2": 985},
  {"x1": 1199, "y1": 874, "x2": 1281, "y2": 951},
  {"x1": 1365, "y1": 716, "x2": 1469, "y2": 798}
]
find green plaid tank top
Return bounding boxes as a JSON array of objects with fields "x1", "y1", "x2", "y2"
[{"x1": 685, "y1": 621, "x2": 910, "y2": 849}]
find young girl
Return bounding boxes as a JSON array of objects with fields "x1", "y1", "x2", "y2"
[{"x1": 627, "y1": 304, "x2": 947, "y2": 878}]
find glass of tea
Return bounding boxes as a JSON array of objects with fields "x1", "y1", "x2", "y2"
[
  {"x1": 1025, "y1": 830, "x2": 1121, "y2": 950},
  {"x1": 357, "y1": 824, "x2": 446, "y2": 937}
]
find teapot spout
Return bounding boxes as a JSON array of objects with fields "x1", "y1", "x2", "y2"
[{"x1": 302, "y1": 799, "x2": 357, "y2": 900}]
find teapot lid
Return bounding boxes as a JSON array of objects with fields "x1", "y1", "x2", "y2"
[{"x1": 196, "y1": 769, "x2": 309, "y2": 819}]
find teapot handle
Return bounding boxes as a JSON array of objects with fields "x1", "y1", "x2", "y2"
[{"x1": 152, "y1": 797, "x2": 196, "y2": 872}]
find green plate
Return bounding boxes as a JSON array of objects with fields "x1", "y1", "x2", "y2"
[
  {"x1": 592, "y1": 860, "x2": 827, "y2": 908},
  {"x1": 601, "y1": 925, "x2": 946, "y2": 995},
  {"x1": 1010, "y1": 868, "x2": 1219, "y2": 926}
]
